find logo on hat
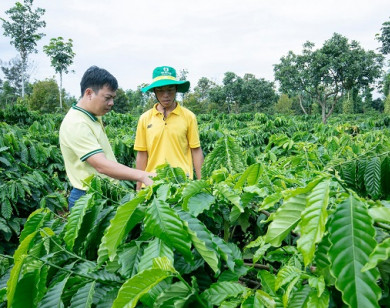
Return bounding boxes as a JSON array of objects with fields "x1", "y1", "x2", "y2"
[{"x1": 163, "y1": 67, "x2": 172, "y2": 76}]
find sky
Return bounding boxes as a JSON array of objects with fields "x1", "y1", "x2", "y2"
[{"x1": 0, "y1": 0, "x2": 389, "y2": 98}]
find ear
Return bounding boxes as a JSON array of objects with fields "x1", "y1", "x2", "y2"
[{"x1": 84, "y1": 88, "x2": 93, "y2": 99}]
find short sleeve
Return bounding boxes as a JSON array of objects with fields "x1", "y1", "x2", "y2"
[
  {"x1": 187, "y1": 114, "x2": 201, "y2": 148},
  {"x1": 134, "y1": 115, "x2": 147, "y2": 151}
]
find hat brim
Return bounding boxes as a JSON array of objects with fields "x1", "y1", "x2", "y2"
[{"x1": 141, "y1": 80, "x2": 190, "y2": 93}]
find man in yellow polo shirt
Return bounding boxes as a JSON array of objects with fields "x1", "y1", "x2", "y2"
[
  {"x1": 134, "y1": 66, "x2": 204, "y2": 189},
  {"x1": 60, "y1": 66, "x2": 155, "y2": 209}
]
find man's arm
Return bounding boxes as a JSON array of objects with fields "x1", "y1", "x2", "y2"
[
  {"x1": 135, "y1": 151, "x2": 148, "y2": 190},
  {"x1": 191, "y1": 147, "x2": 204, "y2": 180},
  {"x1": 87, "y1": 152, "x2": 154, "y2": 186}
]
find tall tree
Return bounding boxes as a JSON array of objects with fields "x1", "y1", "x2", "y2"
[
  {"x1": 43, "y1": 37, "x2": 75, "y2": 109},
  {"x1": 1, "y1": 0, "x2": 46, "y2": 98},
  {"x1": 376, "y1": 17, "x2": 390, "y2": 55},
  {"x1": 0, "y1": 57, "x2": 27, "y2": 96},
  {"x1": 274, "y1": 33, "x2": 384, "y2": 123}
]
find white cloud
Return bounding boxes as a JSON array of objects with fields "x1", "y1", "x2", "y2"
[{"x1": 0, "y1": 0, "x2": 389, "y2": 98}]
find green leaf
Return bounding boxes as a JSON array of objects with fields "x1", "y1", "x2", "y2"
[
  {"x1": 328, "y1": 194, "x2": 381, "y2": 308},
  {"x1": 265, "y1": 193, "x2": 307, "y2": 247},
  {"x1": 259, "y1": 192, "x2": 283, "y2": 211},
  {"x1": 255, "y1": 289, "x2": 276, "y2": 308},
  {"x1": 362, "y1": 237, "x2": 390, "y2": 272},
  {"x1": 234, "y1": 163, "x2": 263, "y2": 189},
  {"x1": 201, "y1": 135, "x2": 246, "y2": 178},
  {"x1": 187, "y1": 192, "x2": 215, "y2": 217},
  {"x1": 69, "y1": 281, "x2": 96, "y2": 308},
  {"x1": 275, "y1": 265, "x2": 301, "y2": 291},
  {"x1": 144, "y1": 198, "x2": 193, "y2": 261},
  {"x1": 282, "y1": 275, "x2": 300, "y2": 307},
  {"x1": 20, "y1": 208, "x2": 51, "y2": 242},
  {"x1": 37, "y1": 274, "x2": 70, "y2": 308},
  {"x1": 200, "y1": 281, "x2": 248, "y2": 306},
  {"x1": 364, "y1": 157, "x2": 381, "y2": 199},
  {"x1": 154, "y1": 281, "x2": 192, "y2": 307},
  {"x1": 212, "y1": 236, "x2": 235, "y2": 272},
  {"x1": 182, "y1": 180, "x2": 209, "y2": 209},
  {"x1": 341, "y1": 161, "x2": 357, "y2": 188},
  {"x1": 368, "y1": 206, "x2": 390, "y2": 224},
  {"x1": 177, "y1": 209, "x2": 220, "y2": 274},
  {"x1": 111, "y1": 268, "x2": 172, "y2": 308},
  {"x1": 381, "y1": 155, "x2": 390, "y2": 196},
  {"x1": 137, "y1": 238, "x2": 174, "y2": 272},
  {"x1": 7, "y1": 231, "x2": 37, "y2": 307},
  {"x1": 215, "y1": 182, "x2": 244, "y2": 213},
  {"x1": 117, "y1": 242, "x2": 142, "y2": 278},
  {"x1": 98, "y1": 196, "x2": 145, "y2": 264},
  {"x1": 306, "y1": 289, "x2": 330, "y2": 308},
  {"x1": 258, "y1": 270, "x2": 276, "y2": 296},
  {"x1": 288, "y1": 285, "x2": 311, "y2": 308},
  {"x1": 1, "y1": 198, "x2": 12, "y2": 219},
  {"x1": 297, "y1": 179, "x2": 331, "y2": 266},
  {"x1": 63, "y1": 194, "x2": 93, "y2": 251},
  {"x1": 11, "y1": 269, "x2": 40, "y2": 308}
]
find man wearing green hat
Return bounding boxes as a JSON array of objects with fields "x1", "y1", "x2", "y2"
[{"x1": 134, "y1": 66, "x2": 204, "y2": 189}]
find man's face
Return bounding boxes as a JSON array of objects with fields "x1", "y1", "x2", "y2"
[
  {"x1": 89, "y1": 85, "x2": 116, "y2": 116},
  {"x1": 154, "y1": 85, "x2": 177, "y2": 108}
]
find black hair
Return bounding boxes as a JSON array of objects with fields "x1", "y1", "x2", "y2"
[{"x1": 80, "y1": 66, "x2": 118, "y2": 96}]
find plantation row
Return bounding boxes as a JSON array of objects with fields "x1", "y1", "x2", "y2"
[{"x1": 0, "y1": 105, "x2": 389, "y2": 307}]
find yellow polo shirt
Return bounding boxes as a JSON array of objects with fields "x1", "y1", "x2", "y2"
[
  {"x1": 59, "y1": 105, "x2": 117, "y2": 189},
  {"x1": 134, "y1": 103, "x2": 201, "y2": 178}
]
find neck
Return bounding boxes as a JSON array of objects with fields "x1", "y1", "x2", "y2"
[{"x1": 157, "y1": 101, "x2": 177, "y2": 112}]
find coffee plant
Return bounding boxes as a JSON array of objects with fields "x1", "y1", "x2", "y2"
[{"x1": 0, "y1": 106, "x2": 389, "y2": 307}]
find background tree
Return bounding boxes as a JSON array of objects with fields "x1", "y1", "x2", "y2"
[
  {"x1": 112, "y1": 88, "x2": 129, "y2": 113},
  {"x1": 194, "y1": 77, "x2": 215, "y2": 101},
  {"x1": 126, "y1": 87, "x2": 148, "y2": 115},
  {"x1": 28, "y1": 78, "x2": 60, "y2": 113},
  {"x1": 1, "y1": 0, "x2": 46, "y2": 98},
  {"x1": 1, "y1": 57, "x2": 33, "y2": 98},
  {"x1": 241, "y1": 74, "x2": 277, "y2": 112},
  {"x1": 178, "y1": 68, "x2": 189, "y2": 102},
  {"x1": 43, "y1": 37, "x2": 75, "y2": 110},
  {"x1": 384, "y1": 94, "x2": 390, "y2": 114},
  {"x1": 274, "y1": 33, "x2": 384, "y2": 123},
  {"x1": 275, "y1": 94, "x2": 293, "y2": 114},
  {"x1": 376, "y1": 17, "x2": 390, "y2": 55},
  {"x1": 0, "y1": 81, "x2": 19, "y2": 106}
]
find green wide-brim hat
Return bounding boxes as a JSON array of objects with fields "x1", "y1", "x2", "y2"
[{"x1": 141, "y1": 66, "x2": 190, "y2": 93}]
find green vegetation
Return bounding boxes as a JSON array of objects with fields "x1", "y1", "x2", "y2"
[
  {"x1": 1, "y1": 2, "x2": 390, "y2": 307},
  {"x1": 0, "y1": 109, "x2": 389, "y2": 307}
]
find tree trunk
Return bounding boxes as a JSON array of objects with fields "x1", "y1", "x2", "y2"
[
  {"x1": 298, "y1": 94, "x2": 308, "y2": 115},
  {"x1": 321, "y1": 104, "x2": 327, "y2": 124},
  {"x1": 21, "y1": 58, "x2": 25, "y2": 98},
  {"x1": 59, "y1": 71, "x2": 63, "y2": 110}
]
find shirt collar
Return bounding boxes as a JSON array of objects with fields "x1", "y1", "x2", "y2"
[
  {"x1": 152, "y1": 102, "x2": 182, "y2": 116},
  {"x1": 72, "y1": 104, "x2": 98, "y2": 122}
]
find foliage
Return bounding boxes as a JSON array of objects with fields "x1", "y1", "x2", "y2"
[
  {"x1": 0, "y1": 0, "x2": 46, "y2": 98},
  {"x1": 43, "y1": 37, "x2": 75, "y2": 109},
  {"x1": 274, "y1": 94, "x2": 293, "y2": 115},
  {"x1": 112, "y1": 88, "x2": 130, "y2": 114},
  {"x1": 274, "y1": 33, "x2": 384, "y2": 123},
  {"x1": 1, "y1": 110, "x2": 390, "y2": 306},
  {"x1": 28, "y1": 78, "x2": 61, "y2": 113},
  {"x1": 376, "y1": 17, "x2": 390, "y2": 55},
  {"x1": 385, "y1": 94, "x2": 390, "y2": 115},
  {"x1": 0, "y1": 57, "x2": 31, "y2": 99}
]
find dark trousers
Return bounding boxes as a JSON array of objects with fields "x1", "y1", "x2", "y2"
[{"x1": 68, "y1": 188, "x2": 86, "y2": 210}]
